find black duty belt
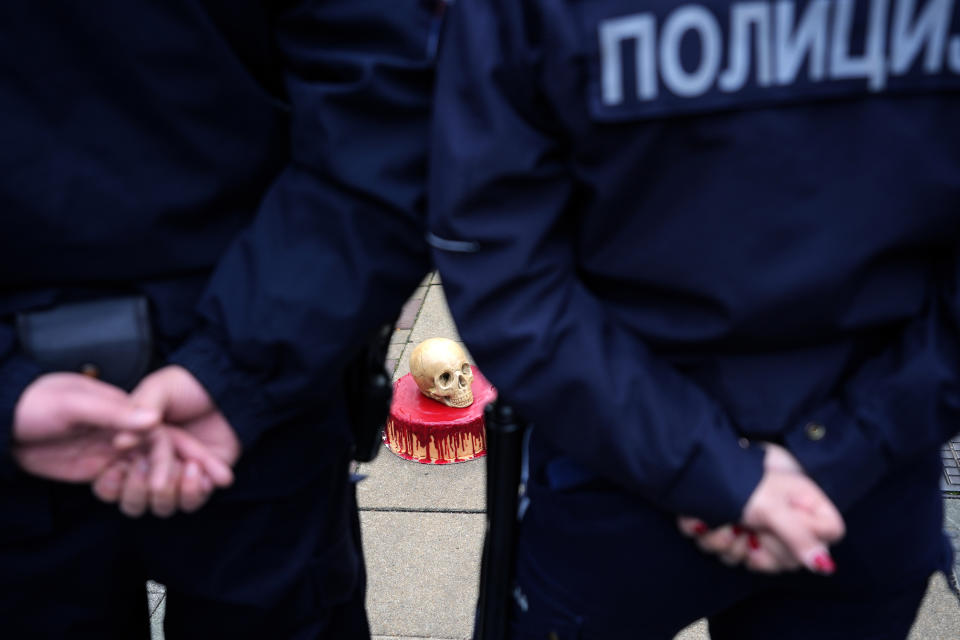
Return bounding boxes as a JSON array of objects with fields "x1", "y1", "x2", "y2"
[{"x1": 16, "y1": 296, "x2": 153, "y2": 391}]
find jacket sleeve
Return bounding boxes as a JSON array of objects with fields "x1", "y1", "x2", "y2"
[
  {"x1": 785, "y1": 253, "x2": 960, "y2": 513},
  {"x1": 0, "y1": 324, "x2": 42, "y2": 479},
  {"x1": 169, "y1": 0, "x2": 434, "y2": 449},
  {"x1": 428, "y1": 0, "x2": 762, "y2": 525}
]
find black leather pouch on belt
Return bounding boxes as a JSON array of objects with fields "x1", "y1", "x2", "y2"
[
  {"x1": 342, "y1": 323, "x2": 394, "y2": 463},
  {"x1": 15, "y1": 297, "x2": 153, "y2": 391}
]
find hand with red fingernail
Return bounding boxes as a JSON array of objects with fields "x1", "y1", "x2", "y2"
[
  {"x1": 678, "y1": 519, "x2": 756, "y2": 568},
  {"x1": 677, "y1": 444, "x2": 844, "y2": 576}
]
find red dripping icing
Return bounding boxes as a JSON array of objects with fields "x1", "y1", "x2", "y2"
[{"x1": 383, "y1": 371, "x2": 497, "y2": 464}]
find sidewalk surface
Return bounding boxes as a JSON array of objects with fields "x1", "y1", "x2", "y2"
[{"x1": 150, "y1": 272, "x2": 960, "y2": 639}]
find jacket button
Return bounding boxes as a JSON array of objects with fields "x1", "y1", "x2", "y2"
[{"x1": 805, "y1": 422, "x2": 827, "y2": 441}]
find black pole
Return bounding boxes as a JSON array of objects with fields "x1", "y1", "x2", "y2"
[{"x1": 476, "y1": 401, "x2": 526, "y2": 640}]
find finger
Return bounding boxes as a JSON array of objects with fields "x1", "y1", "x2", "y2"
[
  {"x1": 694, "y1": 525, "x2": 739, "y2": 556},
  {"x1": 112, "y1": 431, "x2": 144, "y2": 451},
  {"x1": 148, "y1": 429, "x2": 175, "y2": 493},
  {"x1": 178, "y1": 461, "x2": 213, "y2": 513},
  {"x1": 92, "y1": 461, "x2": 130, "y2": 503},
  {"x1": 762, "y1": 443, "x2": 804, "y2": 474},
  {"x1": 786, "y1": 489, "x2": 829, "y2": 515},
  {"x1": 150, "y1": 459, "x2": 181, "y2": 519},
  {"x1": 744, "y1": 532, "x2": 801, "y2": 574},
  {"x1": 801, "y1": 544, "x2": 837, "y2": 575},
  {"x1": 796, "y1": 489, "x2": 846, "y2": 545},
  {"x1": 781, "y1": 476, "x2": 846, "y2": 546},
  {"x1": 167, "y1": 428, "x2": 234, "y2": 488},
  {"x1": 132, "y1": 366, "x2": 214, "y2": 423},
  {"x1": 742, "y1": 471, "x2": 844, "y2": 574},
  {"x1": 717, "y1": 530, "x2": 750, "y2": 567},
  {"x1": 119, "y1": 457, "x2": 151, "y2": 518},
  {"x1": 764, "y1": 506, "x2": 837, "y2": 575},
  {"x1": 181, "y1": 411, "x2": 242, "y2": 468},
  {"x1": 131, "y1": 372, "x2": 174, "y2": 416},
  {"x1": 59, "y1": 384, "x2": 160, "y2": 432},
  {"x1": 744, "y1": 547, "x2": 782, "y2": 573},
  {"x1": 761, "y1": 532, "x2": 800, "y2": 570},
  {"x1": 677, "y1": 517, "x2": 710, "y2": 537},
  {"x1": 781, "y1": 474, "x2": 844, "y2": 541}
]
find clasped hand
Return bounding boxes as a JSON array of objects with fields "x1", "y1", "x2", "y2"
[
  {"x1": 12, "y1": 370, "x2": 846, "y2": 574},
  {"x1": 677, "y1": 443, "x2": 846, "y2": 576},
  {"x1": 12, "y1": 366, "x2": 240, "y2": 518}
]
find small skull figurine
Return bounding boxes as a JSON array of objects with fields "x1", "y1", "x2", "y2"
[{"x1": 409, "y1": 338, "x2": 474, "y2": 408}]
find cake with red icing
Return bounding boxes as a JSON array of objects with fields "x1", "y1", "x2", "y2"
[{"x1": 384, "y1": 371, "x2": 496, "y2": 464}]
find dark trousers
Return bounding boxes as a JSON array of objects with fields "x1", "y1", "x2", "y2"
[
  {"x1": 508, "y1": 449, "x2": 952, "y2": 640},
  {"x1": 0, "y1": 454, "x2": 368, "y2": 640}
]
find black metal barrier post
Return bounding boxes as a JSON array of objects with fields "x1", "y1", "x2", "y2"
[{"x1": 476, "y1": 401, "x2": 527, "y2": 640}]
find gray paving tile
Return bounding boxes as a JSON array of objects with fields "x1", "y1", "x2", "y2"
[
  {"x1": 142, "y1": 569, "x2": 955, "y2": 640},
  {"x1": 944, "y1": 496, "x2": 960, "y2": 531},
  {"x1": 908, "y1": 572, "x2": 960, "y2": 639},
  {"x1": 390, "y1": 328, "x2": 411, "y2": 345},
  {"x1": 945, "y1": 497, "x2": 960, "y2": 591},
  {"x1": 357, "y1": 444, "x2": 486, "y2": 512},
  {"x1": 409, "y1": 285, "x2": 461, "y2": 344},
  {"x1": 361, "y1": 511, "x2": 483, "y2": 640},
  {"x1": 432, "y1": 272, "x2": 442, "y2": 285},
  {"x1": 147, "y1": 590, "x2": 166, "y2": 618},
  {"x1": 396, "y1": 296, "x2": 425, "y2": 330},
  {"x1": 942, "y1": 438, "x2": 960, "y2": 491},
  {"x1": 146, "y1": 581, "x2": 166, "y2": 627},
  {"x1": 387, "y1": 342, "x2": 406, "y2": 361},
  {"x1": 373, "y1": 637, "x2": 455, "y2": 640},
  {"x1": 394, "y1": 286, "x2": 427, "y2": 333},
  {"x1": 385, "y1": 359, "x2": 399, "y2": 377},
  {"x1": 674, "y1": 619, "x2": 707, "y2": 639},
  {"x1": 384, "y1": 341, "x2": 408, "y2": 380},
  {"x1": 150, "y1": 594, "x2": 166, "y2": 640},
  {"x1": 393, "y1": 342, "x2": 416, "y2": 381}
]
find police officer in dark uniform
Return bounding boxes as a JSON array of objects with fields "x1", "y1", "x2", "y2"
[
  {"x1": 0, "y1": 1, "x2": 434, "y2": 637},
  {"x1": 429, "y1": 0, "x2": 960, "y2": 637}
]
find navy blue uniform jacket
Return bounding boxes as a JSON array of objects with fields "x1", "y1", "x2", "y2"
[
  {"x1": 0, "y1": 1, "x2": 433, "y2": 493},
  {"x1": 429, "y1": 0, "x2": 960, "y2": 524}
]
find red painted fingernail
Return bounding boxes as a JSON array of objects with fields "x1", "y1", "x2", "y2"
[
  {"x1": 692, "y1": 522, "x2": 709, "y2": 535},
  {"x1": 732, "y1": 525, "x2": 744, "y2": 536},
  {"x1": 748, "y1": 533, "x2": 760, "y2": 550},
  {"x1": 812, "y1": 552, "x2": 836, "y2": 574}
]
